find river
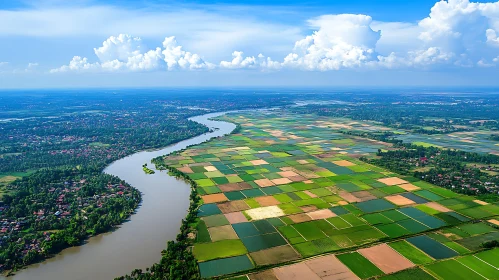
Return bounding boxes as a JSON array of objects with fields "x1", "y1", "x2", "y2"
[{"x1": 6, "y1": 112, "x2": 236, "y2": 280}]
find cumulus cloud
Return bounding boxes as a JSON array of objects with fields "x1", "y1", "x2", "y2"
[
  {"x1": 487, "y1": 29, "x2": 499, "y2": 46},
  {"x1": 219, "y1": 52, "x2": 282, "y2": 70},
  {"x1": 281, "y1": 14, "x2": 381, "y2": 71},
  {"x1": 51, "y1": 35, "x2": 212, "y2": 72},
  {"x1": 416, "y1": 0, "x2": 499, "y2": 65},
  {"x1": 162, "y1": 37, "x2": 214, "y2": 70},
  {"x1": 220, "y1": 51, "x2": 257, "y2": 69},
  {"x1": 50, "y1": 56, "x2": 100, "y2": 73}
]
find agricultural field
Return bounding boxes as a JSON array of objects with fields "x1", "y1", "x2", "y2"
[
  {"x1": 286, "y1": 113, "x2": 499, "y2": 156},
  {"x1": 158, "y1": 110, "x2": 499, "y2": 279},
  {"x1": 397, "y1": 131, "x2": 499, "y2": 156}
]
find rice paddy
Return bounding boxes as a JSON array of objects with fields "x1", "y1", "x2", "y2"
[{"x1": 157, "y1": 110, "x2": 499, "y2": 278}]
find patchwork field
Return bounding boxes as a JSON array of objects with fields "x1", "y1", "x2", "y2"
[{"x1": 157, "y1": 111, "x2": 499, "y2": 279}]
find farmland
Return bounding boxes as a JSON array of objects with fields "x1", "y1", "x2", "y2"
[{"x1": 155, "y1": 109, "x2": 499, "y2": 279}]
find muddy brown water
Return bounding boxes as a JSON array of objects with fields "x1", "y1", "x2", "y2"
[{"x1": 6, "y1": 112, "x2": 235, "y2": 280}]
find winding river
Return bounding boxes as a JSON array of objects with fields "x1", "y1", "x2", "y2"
[{"x1": 7, "y1": 112, "x2": 236, "y2": 280}]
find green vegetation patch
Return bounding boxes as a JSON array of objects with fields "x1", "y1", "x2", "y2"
[
  {"x1": 382, "y1": 209, "x2": 409, "y2": 222},
  {"x1": 456, "y1": 231, "x2": 499, "y2": 251},
  {"x1": 380, "y1": 185, "x2": 406, "y2": 195},
  {"x1": 312, "y1": 238, "x2": 341, "y2": 253},
  {"x1": 388, "y1": 240, "x2": 433, "y2": 265},
  {"x1": 202, "y1": 214, "x2": 230, "y2": 228},
  {"x1": 397, "y1": 219, "x2": 431, "y2": 234},
  {"x1": 193, "y1": 239, "x2": 247, "y2": 262},
  {"x1": 412, "y1": 141, "x2": 442, "y2": 148},
  {"x1": 336, "y1": 182, "x2": 363, "y2": 192},
  {"x1": 240, "y1": 232, "x2": 288, "y2": 252},
  {"x1": 375, "y1": 223, "x2": 411, "y2": 238},
  {"x1": 195, "y1": 178, "x2": 215, "y2": 187},
  {"x1": 457, "y1": 207, "x2": 494, "y2": 219},
  {"x1": 336, "y1": 252, "x2": 384, "y2": 279},
  {"x1": 293, "y1": 222, "x2": 327, "y2": 241},
  {"x1": 457, "y1": 255, "x2": 498, "y2": 279},
  {"x1": 474, "y1": 248, "x2": 499, "y2": 268},
  {"x1": 198, "y1": 255, "x2": 255, "y2": 278},
  {"x1": 428, "y1": 188, "x2": 459, "y2": 198},
  {"x1": 225, "y1": 191, "x2": 246, "y2": 201},
  {"x1": 443, "y1": 241, "x2": 470, "y2": 254},
  {"x1": 413, "y1": 190, "x2": 444, "y2": 201},
  {"x1": 329, "y1": 206, "x2": 350, "y2": 215},
  {"x1": 201, "y1": 186, "x2": 222, "y2": 194},
  {"x1": 196, "y1": 220, "x2": 212, "y2": 243},
  {"x1": 198, "y1": 203, "x2": 222, "y2": 217},
  {"x1": 278, "y1": 203, "x2": 303, "y2": 215},
  {"x1": 362, "y1": 213, "x2": 393, "y2": 225},
  {"x1": 241, "y1": 188, "x2": 265, "y2": 198},
  {"x1": 354, "y1": 199, "x2": 396, "y2": 213},
  {"x1": 327, "y1": 216, "x2": 351, "y2": 229},
  {"x1": 415, "y1": 204, "x2": 441, "y2": 215},
  {"x1": 458, "y1": 222, "x2": 497, "y2": 236},
  {"x1": 294, "y1": 241, "x2": 322, "y2": 257},
  {"x1": 378, "y1": 268, "x2": 435, "y2": 280},
  {"x1": 425, "y1": 259, "x2": 484, "y2": 280}
]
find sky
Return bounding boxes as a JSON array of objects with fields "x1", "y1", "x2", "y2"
[{"x1": 1, "y1": 0, "x2": 499, "y2": 88}]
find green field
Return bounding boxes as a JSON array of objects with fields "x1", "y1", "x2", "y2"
[
  {"x1": 378, "y1": 268, "x2": 435, "y2": 280},
  {"x1": 388, "y1": 240, "x2": 434, "y2": 264},
  {"x1": 336, "y1": 252, "x2": 384, "y2": 278},
  {"x1": 193, "y1": 239, "x2": 247, "y2": 261},
  {"x1": 157, "y1": 111, "x2": 499, "y2": 278},
  {"x1": 425, "y1": 259, "x2": 485, "y2": 280},
  {"x1": 412, "y1": 141, "x2": 443, "y2": 148}
]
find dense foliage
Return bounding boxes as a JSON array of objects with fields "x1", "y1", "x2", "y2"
[
  {"x1": 0, "y1": 168, "x2": 141, "y2": 271},
  {"x1": 362, "y1": 145, "x2": 499, "y2": 198}
]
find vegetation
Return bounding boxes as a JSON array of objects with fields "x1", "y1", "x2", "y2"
[
  {"x1": 142, "y1": 164, "x2": 155, "y2": 175},
  {"x1": 0, "y1": 167, "x2": 141, "y2": 271},
  {"x1": 338, "y1": 130, "x2": 403, "y2": 145},
  {"x1": 291, "y1": 92, "x2": 499, "y2": 134},
  {"x1": 481, "y1": 240, "x2": 499, "y2": 249},
  {"x1": 361, "y1": 144, "x2": 499, "y2": 199}
]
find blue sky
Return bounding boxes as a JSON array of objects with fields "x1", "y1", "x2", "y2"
[{"x1": 1, "y1": 0, "x2": 499, "y2": 88}]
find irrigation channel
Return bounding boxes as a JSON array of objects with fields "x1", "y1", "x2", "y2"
[{"x1": 7, "y1": 112, "x2": 236, "y2": 280}]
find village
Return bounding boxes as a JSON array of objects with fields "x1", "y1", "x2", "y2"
[{"x1": 0, "y1": 173, "x2": 140, "y2": 268}]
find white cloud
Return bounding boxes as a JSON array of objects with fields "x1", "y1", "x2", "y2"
[
  {"x1": 487, "y1": 29, "x2": 499, "y2": 46},
  {"x1": 51, "y1": 35, "x2": 212, "y2": 72},
  {"x1": 220, "y1": 51, "x2": 257, "y2": 69},
  {"x1": 277, "y1": 0, "x2": 499, "y2": 71},
  {"x1": 94, "y1": 34, "x2": 144, "y2": 62},
  {"x1": 162, "y1": 37, "x2": 214, "y2": 70},
  {"x1": 219, "y1": 52, "x2": 282, "y2": 70},
  {"x1": 50, "y1": 56, "x2": 100, "y2": 73},
  {"x1": 417, "y1": 0, "x2": 499, "y2": 64},
  {"x1": 410, "y1": 47, "x2": 455, "y2": 66},
  {"x1": 281, "y1": 14, "x2": 381, "y2": 71}
]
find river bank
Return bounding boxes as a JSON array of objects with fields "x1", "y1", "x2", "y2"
[{"x1": 5, "y1": 112, "x2": 236, "y2": 280}]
